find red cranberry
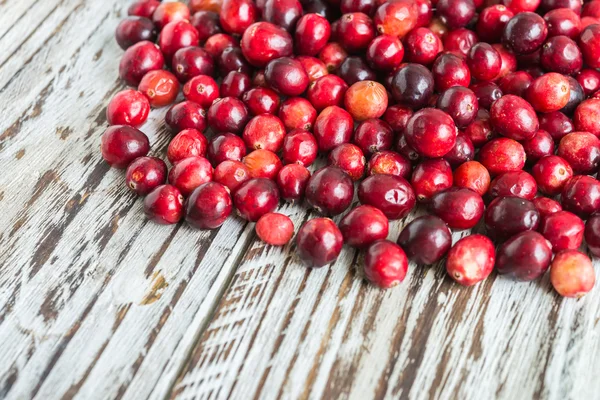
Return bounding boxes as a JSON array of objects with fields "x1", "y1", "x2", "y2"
[
  {"x1": 233, "y1": 178, "x2": 279, "y2": 221},
  {"x1": 126, "y1": 157, "x2": 167, "y2": 196},
  {"x1": 476, "y1": 5, "x2": 514, "y2": 43},
  {"x1": 159, "y1": 21, "x2": 200, "y2": 63},
  {"x1": 585, "y1": 213, "x2": 600, "y2": 257},
  {"x1": 353, "y1": 119, "x2": 393, "y2": 156},
  {"x1": 263, "y1": 0, "x2": 303, "y2": 31},
  {"x1": 243, "y1": 149, "x2": 283, "y2": 180},
  {"x1": 544, "y1": 8, "x2": 581, "y2": 39},
  {"x1": 561, "y1": 77, "x2": 585, "y2": 115},
  {"x1": 579, "y1": 24, "x2": 600, "y2": 69},
  {"x1": 168, "y1": 129, "x2": 208, "y2": 164},
  {"x1": 479, "y1": 138, "x2": 525, "y2": 176},
  {"x1": 263, "y1": 58, "x2": 308, "y2": 97},
  {"x1": 382, "y1": 105, "x2": 413, "y2": 134},
  {"x1": 540, "y1": 36, "x2": 582, "y2": 75},
  {"x1": 364, "y1": 240, "x2": 409, "y2": 288},
  {"x1": 395, "y1": 134, "x2": 421, "y2": 162},
  {"x1": 313, "y1": 106, "x2": 354, "y2": 152},
  {"x1": 574, "y1": 99, "x2": 600, "y2": 138},
  {"x1": 467, "y1": 43, "x2": 501, "y2": 82},
  {"x1": 191, "y1": 11, "x2": 222, "y2": 43},
  {"x1": 106, "y1": 90, "x2": 150, "y2": 128},
  {"x1": 430, "y1": 187, "x2": 485, "y2": 230},
  {"x1": 218, "y1": 46, "x2": 253, "y2": 76},
  {"x1": 531, "y1": 155, "x2": 573, "y2": 196},
  {"x1": 443, "y1": 28, "x2": 478, "y2": 58},
  {"x1": 526, "y1": 73, "x2": 571, "y2": 113},
  {"x1": 168, "y1": 156, "x2": 213, "y2": 197},
  {"x1": 182, "y1": 75, "x2": 219, "y2": 108},
  {"x1": 297, "y1": 56, "x2": 329, "y2": 82},
  {"x1": 295, "y1": 14, "x2": 331, "y2": 56},
  {"x1": 444, "y1": 133, "x2": 475, "y2": 167},
  {"x1": 485, "y1": 196, "x2": 540, "y2": 240},
  {"x1": 305, "y1": 166, "x2": 354, "y2": 216},
  {"x1": 207, "y1": 97, "x2": 249, "y2": 134},
  {"x1": 367, "y1": 151, "x2": 412, "y2": 179},
  {"x1": 341, "y1": 0, "x2": 377, "y2": 15},
  {"x1": 470, "y1": 82, "x2": 503, "y2": 110},
  {"x1": 153, "y1": 1, "x2": 190, "y2": 30},
  {"x1": 414, "y1": 0, "x2": 433, "y2": 26},
  {"x1": 358, "y1": 174, "x2": 416, "y2": 219},
  {"x1": 404, "y1": 27, "x2": 443, "y2": 66},
  {"x1": 541, "y1": 210, "x2": 585, "y2": 251},
  {"x1": 185, "y1": 182, "x2": 232, "y2": 229},
  {"x1": 207, "y1": 133, "x2": 246, "y2": 166},
  {"x1": 296, "y1": 218, "x2": 343, "y2": 268},
  {"x1": 540, "y1": 0, "x2": 581, "y2": 13},
  {"x1": 464, "y1": 112, "x2": 495, "y2": 148},
  {"x1": 220, "y1": 71, "x2": 251, "y2": 99},
  {"x1": 280, "y1": 130, "x2": 317, "y2": 167},
  {"x1": 391, "y1": 64, "x2": 434, "y2": 109},
  {"x1": 557, "y1": 132, "x2": 600, "y2": 174},
  {"x1": 241, "y1": 22, "x2": 293, "y2": 67},
  {"x1": 576, "y1": 69, "x2": 600, "y2": 96},
  {"x1": 116, "y1": 16, "x2": 156, "y2": 50},
  {"x1": 446, "y1": 234, "x2": 495, "y2": 286},
  {"x1": 366, "y1": 35, "x2": 404, "y2": 71},
  {"x1": 498, "y1": 71, "x2": 533, "y2": 97},
  {"x1": 255, "y1": 213, "x2": 294, "y2": 245},
  {"x1": 496, "y1": 231, "x2": 553, "y2": 281},
  {"x1": 337, "y1": 12, "x2": 376, "y2": 53},
  {"x1": 453, "y1": 161, "x2": 490, "y2": 196},
  {"x1": 533, "y1": 196, "x2": 563, "y2": 218},
  {"x1": 538, "y1": 111, "x2": 573, "y2": 141},
  {"x1": 172, "y1": 46, "x2": 215, "y2": 83},
  {"x1": 278, "y1": 98, "x2": 317, "y2": 131},
  {"x1": 374, "y1": 0, "x2": 418, "y2": 39},
  {"x1": 344, "y1": 81, "x2": 388, "y2": 121},
  {"x1": 203, "y1": 33, "x2": 239, "y2": 59},
  {"x1": 328, "y1": 143, "x2": 366, "y2": 181},
  {"x1": 119, "y1": 41, "x2": 164, "y2": 86},
  {"x1": 213, "y1": 160, "x2": 251, "y2": 192},
  {"x1": 489, "y1": 171, "x2": 538, "y2": 200},
  {"x1": 411, "y1": 159, "x2": 453, "y2": 202},
  {"x1": 319, "y1": 42, "x2": 348, "y2": 72},
  {"x1": 550, "y1": 250, "x2": 595, "y2": 297},
  {"x1": 397, "y1": 215, "x2": 452, "y2": 265},
  {"x1": 276, "y1": 163, "x2": 311, "y2": 201},
  {"x1": 306, "y1": 75, "x2": 348, "y2": 111},
  {"x1": 561, "y1": 175, "x2": 600, "y2": 218},
  {"x1": 436, "y1": 87, "x2": 479, "y2": 129},
  {"x1": 583, "y1": 1, "x2": 600, "y2": 18},
  {"x1": 490, "y1": 95, "x2": 539, "y2": 140},
  {"x1": 432, "y1": 52, "x2": 471, "y2": 92},
  {"x1": 436, "y1": 0, "x2": 475, "y2": 29},
  {"x1": 129, "y1": 0, "x2": 160, "y2": 18},
  {"x1": 493, "y1": 44, "x2": 518, "y2": 80},
  {"x1": 220, "y1": 0, "x2": 256, "y2": 34},
  {"x1": 138, "y1": 70, "x2": 179, "y2": 108},
  {"x1": 522, "y1": 130, "x2": 554, "y2": 164},
  {"x1": 405, "y1": 108, "x2": 457, "y2": 158},
  {"x1": 242, "y1": 114, "x2": 286, "y2": 152},
  {"x1": 166, "y1": 101, "x2": 207, "y2": 133},
  {"x1": 144, "y1": 184, "x2": 184, "y2": 225},
  {"x1": 339, "y1": 205, "x2": 389, "y2": 248},
  {"x1": 502, "y1": 12, "x2": 548, "y2": 55},
  {"x1": 338, "y1": 56, "x2": 377, "y2": 85},
  {"x1": 243, "y1": 87, "x2": 280, "y2": 115},
  {"x1": 101, "y1": 125, "x2": 150, "y2": 169}
]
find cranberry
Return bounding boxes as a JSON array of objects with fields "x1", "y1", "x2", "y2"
[
  {"x1": 168, "y1": 156, "x2": 213, "y2": 197},
  {"x1": 337, "y1": 12, "x2": 376, "y2": 53},
  {"x1": 242, "y1": 114, "x2": 286, "y2": 152},
  {"x1": 436, "y1": 87, "x2": 479, "y2": 129},
  {"x1": 241, "y1": 22, "x2": 293, "y2": 67},
  {"x1": 496, "y1": 231, "x2": 552, "y2": 281},
  {"x1": 341, "y1": 0, "x2": 377, "y2": 15},
  {"x1": 296, "y1": 218, "x2": 343, "y2": 268},
  {"x1": 453, "y1": 161, "x2": 491, "y2": 197},
  {"x1": 190, "y1": 0, "x2": 222, "y2": 13},
  {"x1": 476, "y1": 5, "x2": 514, "y2": 43},
  {"x1": 351, "y1": 119, "x2": 392, "y2": 157},
  {"x1": 531, "y1": 155, "x2": 572, "y2": 196},
  {"x1": 397, "y1": 215, "x2": 452, "y2": 265},
  {"x1": 574, "y1": 99, "x2": 600, "y2": 138},
  {"x1": 138, "y1": 70, "x2": 179, "y2": 108},
  {"x1": 119, "y1": 41, "x2": 164, "y2": 87},
  {"x1": 527, "y1": 73, "x2": 571, "y2": 113},
  {"x1": 502, "y1": 12, "x2": 548, "y2": 55},
  {"x1": 338, "y1": 56, "x2": 377, "y2": 85},
  {"x1": 539, "y1": 36, "x2": 582, "y2": 76},
  {"x1": 464, "y1": 112, "x2": 495, "y2": 148},
  {"x1": 101, "y1": 126, "x2": 150, "y2": 169},
  {"x1": 220, "y1": 71, "x2": 251, "y2": 99},
  {"x1": 339, "y1": 205, "x2": 389, "y2": 248},
  {"x1": 374, "y1": 0, "x2": 418, "y2": 39},
  {"x1": 242, "y1": 87, "x2": 280, "y2": 115},
  {"x1": 344, "y1": 81, "x2": 388, "y2": 121},
  {"x1": 540, "y1": 0, "x2": 581, "y2": 13},
  {"x1": 279, "y1": 130, "x2": 317, "y2": 167},
  {"x1": 243, "y1": 149, "x2": 282, "y2": 179},
  {"x1": 467, "y1": 43, "x2": 501, "y2": 82},
  {"x1": 166, "y1": 101, "x2": 207, "y2": 133},
  {"x1": 125, "y1": 157, "x2": 168, "y2": 196},
  {"x1": 214, "y1": 160, "x2": 251, "y2": 192},
  {"x1": 295, "y1": 14, "x2": 331, "y2": 56},
  {"x1": 471, "y1": 85, "x2": 502, "y2": 113},
  {"x1": 579, "y1": 24, "x2": 600, "y2": 69},
  {"x1": 297, "y1": 56, "x2": 329, "y2": 82},
  {"x1": 533, "y1": 196, "x2": 562, "y2": 218},
  {"x1": 405, "y1": 108, "x2": 457, "y2": 158},
  {"x1": 540, "y1": 113, "x2": 573, "y2": 144},
  {"x1": 168, "y1": 129, "x2": 208, "y2": 164},
  {"x1": 234, "y1": 178, "x2": 280, "y2": 221},
  {"x1": 305, "y1": 166, "x2": 354, "y2": 216},
  {"x1": 364, "y1": 240, "x2": 408, "y2": 288},
  {"x1": 329, "y1": 144, "x2": 366, "y2": 181},
  {"x1": 427, "y1": 17, "x2": 448, "y2": 39},
  {"x1": 358, "y1": 174, "x2": 416, "y2": 219},
  {"x1": 129, "y1": 0, "x2": 160, "y2": 19},
  {"x1": 560, "y1": 76, "x2": 585, "y2": 115},
  {"x1": 561, "y1": 175, "x2": 600, "y2": 218},
  {"x1": 488, "y1": 171, "x2": 537, "y2": 201},
  {"x1": 218, "y1": 46, "x2": 253, "y2": 76},
  {"x1": 306, "y1": 75, "x2": 348, "y2": 111},
  {"x1": 490, "y1": 95, "x2": 539, "y2": 140},
  {"x1": 182, "y1": 75, "x2": 219, "y2": 108},
  {"x1": 106, "y1": 90, "x2": 150, "y2": 128},
  {"x1": 255, "y1": 213, "x2": 294, "y2": 246},
  {"x1": 159, "y1": 21, "x2": 200, "y2": 63},
  {"x1": 185, "y1": 182, "x2": 232, "y2": 229},
  {"x1": 443, "y1": 28, "x2": 478, "y2": 58},
  {"x1": 207, "y1": 97, "x2": 249, "y2": 134},
  {"x1": 414, "y1": 0, "x2": 433, "y2": 26},
  {"x1": 446, "y1": 234, "x2": 495, "y2": 286},
  {"x1": 319, "y1": 42, "x2": 348, "y2": 72},
  {"x1": 366, "y1": 35, "x2": 404, "y2": 71},
  {"x1": 541, "y1": 210, "x2": 585, "y2": 252},
  {"x1": 116, "y1": 16, "x2": 156, "y2": 50},
  {"x1": 144, "y1": 185, "x2": 184, "y2": 224},
  {"x1": 585, "y1": 214, "x2": 600, "y2": 257},
  {"x1": 264, "y1": 57, "x2": 309, "y2": 97},
  {"x1": 583, "y1": 1, "x2": 600, "y2": 18},
  {"x1": 206, "y1": 133, "x2": 245, "y2": 166},
  {"x1": 444, "y1": 133, "x2": 475, "y2": 168},
  {"x1": 411, "y1": 159, "x2": 453, "y2": 202},
  {"x1": 576, "y1": 69, "x2": 600, "y2": 97},
  {"x1": 391, "y1": 64, "x2": 435, "y2": 109},
  {"x1": 557, "y1": 132, "x2": 600, "y2": 174},
  {"x1": 172, "y1": 47, "x2": 214, "y2": 83},
  {"x1": 220, "y1": 0, "x2": 256, "y2": 34},
  {"x1": 479, "y1": 138, "x2": 526, "y2": 176},
  {"x1": 498, "y1": 71, "x2": 533, "y2": 97},
  {"x1": 153, "y1": 2, "x2": 190, "y2": 30},
  {"x1": 203, "y1": 33, "x2": 238, "y2": 59},
  {"x1": 522, "y1": 130, "x2": 554, "y2": 164},
  {"x1": 367, "y1": 151, "x2": 411, "y2": 179},
  {"x1": 313, "y1": 106, "x2": 354, "y2": 152},
  {"x1": 430, "y1": 187, "x2": 485, "y2": 230},
  {"x1": 432, "y1": 53, "x2": 471, "y2": 92},
  {"x1": 550, "y1": 250, "x2": 595, "y2": 297},
  {"x1": 278, "y1": 98, "x2": 317, "y2": 131},
  {"x1": 191, "y1": 11, "x2": 222, "y2": 43},
  {"x1": 382, "y1": 105, "x2": 413, "y2": 135},
  {"x1": 265, "y1": 0, "x2": 303, "y2": 30},
  {"x1": 544, "y1": 8, "x2": 581, "y2": 39},
  {"x1": 404, "y1": 27, "x2": 443, "y2": 67},
  {"x1": 436, "y1": 0, "x2": 475, "y2": 29},
  {"x1": 485, "y1": 196, "x2": 540, "y2": 240},
  {"x1": 277, "y1": 163, "x2": 311, "y2": 201}
]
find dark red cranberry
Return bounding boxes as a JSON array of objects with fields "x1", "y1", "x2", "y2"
[
  {"x1": 583, "y1": 1, "x2": 600, "y2": 18},
  {"x1": 207, "y1": 133, "x2": 246, "y2": 165},
  {"x1": 207, "y1": 97, "x2": 249, "y2": 134},
  {"x1": 119, "y1": 41, "x2": 164, "y2": 86},
  {"x1": 168, "y1": 156, "x2": 213, "y2": 197},
  {"x1": 204, "y1": 33, "x2": 239, "y2": 59},
  {"x1": 276, "y1": 163, "x2": 310, "y2": 201},
  {"x1": 464, "y1": 111, "x2": 495, "y2": 147},
  {"x1": 430, "y1": 187, "x2": 484, "y2": 229},
  {"x1": 296, "y1": 218, "x2": 343, "y2": 268},
  {"x1": 168, "y1": 129, "x2": 209, "y2": 164},
  {"x1": 339, "y1": 205, "x2": 389, "y2": 248},
  {"x1": 319, "y1": 42, "x2": 348, "y2": 72},
  {"x1": 101, "y1": 126, "x2": 149, "y2": 169},
  {"x1": 313, "y1": 106, "x2": 354, "y2": 152},
  {"x1": 444, "y1": 133, "x2": 475, "y2": 167},
  {"x1": 436, "y1": 87, "x2": 478, "y2": 129},
  {"x1": 233, "y1": 178, "x2": 279, "y2": 221},
  {"x1": 540, "y1": 0, "x2": 581, "y2": 13},
  {"x1": 185, "y1": 182, "x2": 232, "y2": 229},
  {"x1": 522, "y1": 130, "x2": 554, "y2": 164},
  {"x1": 443, "y1": 28, "x2": 478, "y2": 58},
  {"x1": 129, "y1": 0, "x2": 160, "y2": 18},
  {"x1": 550, "y1": 250, "x2": 595, "y2": 297},
  {"x1": 489, "y1": 171, "x2": 538, "y2": 200},
  {"x1": 218, "y1": 46, "x2": 252, "y2": 76},
  {"x1": 214, "y1": 160, "x2": 251, "y2": 192},
  {"x1": 494, "y1": 44, "x2": 518, "y2": 81},
  {"x1": 404, "y1": 27, "x2": 443, "y2": 65},
  {"x1": 476, "y1": 5, "x2": 514, "y2": 43},
  {"x1": 243, "y1": 149, "x2": 283, "y2": 179},
  {"x1": 220, "y1": 0, "x2": 256, "y2": 34},
  {"x1": 358, "y1": 174, "x2": 416, "y2": 219},
  {"x1": 263, "y1": 0, "x2": 303, "y2": 31},
  {"x1": 414, "y1": 0, "x2": 433, "y2": 26},
  {"x1": 557, "y1": 132, "x2": 600, "y2": 174},
  {"x1": 144, "y1": 184, "x2": 184, "y2": 224},
  {"x1": 541, "y1": 210, "x2": 585, "y2": 251},
  {"x1": 295, "y1": 14, "x2": 331, "y2": 56},
  {"x1": 490, "y1": 94, "x2": 539, "y2": 140},
  {"x1": 561, "y1": 175, "x2": 600, "y2": 218},
  {"x1": 580, "y1": 24, "x2": 600, "y2": 69},
  {"x1": 166, "y1": 101, "x2": 207, "y2": 133},
  {"x1": 367, "y1": 151, "x2": 412, "y2": 178},
  {"x1": 264, "y1": 57, "x2": 309, "y2": 96},
  {"x1": 364, "y1": 240, "x2": 408, "y2": 288},
  {"x1": 241, "y1": 22, "x2": 293, "y2": 67},
  {"x1": 539, "y1": 111, "x2": 573, "y2": 141},
  {"x1": 159, "y1": 21, "x2": 200, "y2": 63},
  {"x1": 281, "y1": 130, "x2": 318, "y2": 167},
  {"x1": 153, "y1": 1, "x2": 190, "y2": 29},
  {"x1": 411, "y1": 159, "x2": 453, "y2": 202},
  {"x1": 533, "y1": 196, "x2": 562, "y2": 218},
  {"x1": 337, "y1": 56, "x2": 377, "y2": 85},
  {"x1": 306, "y1": 75, "x2": 348, "y2": 111},
  {"x1": 337, "y1": 12, "x2": 376, "y2": 53},
  {"x1": 585, "y1": 213, "x2": 600, "y2": 257},
  {"x1": 395, "y1": 134, "x2": 421, "y2": 162},
  {"x1": 172, "y1": 46, "x2": 214, "y2": 83},
  {"x1": 502, "y1": 12, "x2": 548, "y2": 55},
  {"x1": 242, "y1": 114, "x2": 286, "y2": 152},
  {"x1": 278, "y1": 98, "x2": 317, "y2": 131},
  {"x1": 467, "y1": 43, "x2": 501, "y2": 82},
  {"x1": 305, "y1": 166, "x2": 354, "y2": 215},
  {"x1": 405, "y1": 108, "x2": 457, "y2": 158},
  {"x1": 341, "y1": 0, "x2": 377, "y2": 15},
  {"x1": 544, "y1": 8, "x2": 581, "y2": 39},
  {"x1": 574, "y1": 99, "x2": 600, "y2": 138},
  {"x1": 453, "y1": 161, "x2": 490, "y2": 196},
  {"x1": 446, "y1": 234, "x2": 495, "y2": 286},
  {"x1": 432, "y1": 52, "x2": 471, "y2": 92},
  {"x1": 255, "y1": 213, "x2": 294, "y2": 245},
  {"x1": 351, "y1": 119, "x2": 393, "y2": 157},
  {"x1": 397, "y1": 215, "x2": 452, "y2": 265},
  {"x1": 382, "y1": 105, "x2": 413, "y2": 134},
  {"x1": 220, "y1": 71, "x2": 251, "y2": 99},
  {"x1": 391, "y1": 64, "x2": 434, "y2": 109},
  {"x1": 126, "y1": 157, "x2": 167, "y2": 196},
  {"x1": 498, "y1": 71, "x2": 533, "y2": 98},
  {"x1": 106, "y1": 90, "x2": 149, "y2": 128},
  {"x1": 116, "y1": 16, "x2": 156, "y2": 50},
  {"x1": 479, "y1": 138, "x2": 526, "y2": 176},
  {"x1": 485, "y1": 196, "x2": 540, "y2": 240},
  {"x1": 191, "y1": 11, "x2": 222, "y2": 43},
  {"x1": 242, "y1": 87, "x2": 280, "y2": 115},
  {"x1": 540, "y1": 36, "x2": 582, "y2": 75},
  {"x1": 576, "y1": 69, "x2": 600, "y2": 97},
  {"x1": 183, "y1": 75, "x2": 219, "y2": 108},
  {"x1": 436, "y1": 0, "x2": 475, "y2": 29},
  {"x1": 496, "y1": 231, "x2": 552, "y2": 281},
  {"x1": 366, "y1": 35, "x2": 404, "y2": 71},
  {"x1": 561, "y1": 76, "x2": 585, "y2": 115}
]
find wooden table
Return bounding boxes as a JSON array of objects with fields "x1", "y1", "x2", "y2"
[{"x1": 2, "y1": 1, "x2": 600, "y2": 399}]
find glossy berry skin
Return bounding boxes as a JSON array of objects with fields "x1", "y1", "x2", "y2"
[
  {"x1": 203, "y1": 35, "x2": 239, "y2": 59},
  {"x1": 153, "y1": 2, "x2": 190, "y2": 29},
  {"x1": 243, "y1": 149, "x2": 283, "y2": 180},
  {"x1": 431, "y1": 53, "x2": 471, "y2": 92},
  {"x1": 115, "y1": 16, "x2": 156, "y2": 50},
  {"x1": 436, "y1": 87, "x2": 479, "y2": 129},
  {"x1": 191, "y1": 11, "x2": 222, "y2": 43},
  {"x1": 182, "y1": 75, "x2": 219, "y2": 109},
  {"x1": 263, "y1": 0, "x2": 303, "y2": 32},
  {"x1": 218, "y1": 46, "x2": 253, "y2": 76},
  {"x1": 540, "y1": 210, "x2": 584, "y2": 252},
  {"x1": 489, "y1": 171, "x2": 538, "y2": 201},
  {"x1": 522, "y1": 130, "x2": 554, "y2": 165},
  {"x1": 233, "y1": 178, "x2": 279, "y2": 222},
  {"x1": 374, "y1": 0, "x2": 418, "y2": 39},
  {"x1": 490, "y1": 95, "x2": 539, "y2": 141},
  {"x1": 242, "y1": 114, "x2": 286, "y2": 152},
  {"x1": 533, "y1": 197, "x2": 562, "y2": 218},
  {"x1": 404, "y1": 27, "x2": 443, "y2": 66},
  {"x1": 498, "y1": 71, "x2": 533, "y2": 98},
  {"x1": 256, "y1": 213, "x2": 294, "y2": 246},
  {"x1": 306, "y1": 166, "x2": 354, "y2": 216},
  {"x1": 479, "y1": 138, "x2": 526, "y2": 176},
  {"x1": 585, "y1": 214, "x2": 600, "y2": 257},
  {"x1": 138, "y1": 70, "x2": 180, "y2": 108},
  {"x1": 344, "y1": 81, "x2": 388, "y2": 121},
  {"x1": 397, "y1": 215, "x2": 452, "y2": 265},
  {"x1": 339, "y1": 205, "x2": 389, "y2": 248},
  {"x1": 476, "y1": 5, "x2": 514, "y2": 43},
  {"x1": 562, "y1": 77, "x2": 586, "y2": 115},
  {"x1": 319, "y1": 42, "x2": 348, "y2": 72},
  {"x1": 470, "y1": 82, "x2": 503, "y2": 111},
  {"x1": 337, "y1": 56, "x2": 377, "y2": 85},
  {"x1": 306, "y1": 75, "x2": 348, "y2": 111},
  {"x1": 297, "y1": 56, "x2": 328, "y2": 82},
  {"x1": 526, "y1": 73, "x2": 571, "y2": 113},
  {"x1": 220, "y1": 71, "x2": 251, "y2": 99},
  {"x1": 532, "y1": 155, "x2": 573, "y2": 196},
  {"x1": 207, "y1": 133, "x2": 246, "y2": 165},
  {"x1": 364, "y1": 240, "x2": 409, "y2": 289},
  {"x1": 281, "y1": 130, "x2": 318, "y2": 167},
  {"x1": 358, "y1": 174, "x2": 416, "y2": 220},
  {"x1": 337, "y1": 12, "x2": 376, "y2": 53},
  {"x1": 485, "y1": 196, "x2": 540, "y2": 240},
  {"x1": 446, "y1": 234, "x2": 495, "y2": 286},
  {"x1": 126, "y1": 157, "x2": 168, "y2": 196},
  {"x1": 101, "y1": 126, "x2": 150, "y2": 169},
  {"x1": 241, "y1": 22, "x2": 294, "y2": 67},
  {"x1": 391, "y1": 64, "x2": 434, "y2": 109},
  {"x1": 313, "y1": 106, "x2": 354, "y2": 152},
  {"x1": 550, "y1": 250, "x2": 595, "y2": 298},
  {"x1": 367, "y1": 151, "x2": 412, "y2": 179},
  {"x1": 405, "y1": 108, "x2": 457, "y2": 158},
  {"x1": 430, "y1": 188, "x2": 484, "y2": 230},
  {"x1": 278, "y1": 98, "x2": 317, "y2": 131},
  {"x1": 574, "y1": 99, "x2": 600, "y2": 138},
  {"x1": 276, "y1": 163, "x2": 311, "y2": 201},
  {"x1": 119, "y1": 41, "x2": 164, "y2": 87},
  {"x1": 411, "y1": 159, "x2": 453, "y2": 202},
  {"x1": 166, "y1": 101, "x2": 207, "y2": 133},
  {"x1": 265, "y1": 57, "x2": 309, "y2": 96},
  {"x1": 213, "y1": 160, "x2": 251, "y2": 193},
  {"x1": 296, "y1": 218, "x2": 343, "y2": 268},
  {"x1": 128, "y1": 0, "x2": 160, "y2": 19},
  {"x1": 538, "y1": 111, "x2": 573, "y2": 142},
  {"x1": 107, "y1": 90, "x2": 150, "y2": 128},
  {"x1": 453, "y1": 161, "x2": 490, "y2": 196},
  {"x1": 436, "y1": 0, "x2": 475, "y2": 29},
  {"x1": 159, "y1": 21, "x2": 200, "y2": 63},
  {"x1": 185, "y1": 182, "x2": 232, "y2": 229},
  {"x1": 353, "y1": 119, "x2": 393, "y2": 157},
  {"x1": 220, "y1": 0, "x2": 257, "y2": 35},
  {"x1": 544, "y1": 8, "x2": 582, "y2": 39},
  {"x1": 579, "y1": 24, "x2": 600, "y2": 69},
  {"x1": 172, "y1": 47, "x2": 215, "y2": 83},
  {"x1": 243, "y1": 87, "x2": 280, "y2": 115},
  {"x1": 366, "y1": 35, "x2": 404, "y2": 71},
  {"x1": 502, "y1": 12, "x2": 548, "y2": 55},
  {"x1": 144, "y1": 185, "x2": 184, "y2": 225},
  {"x1": 467, "y1": 43, "x2": 501, "y2": 82},
  {"x1": 443, "y1": 28, "x2": 478, "y2": 58},
  {"x1": 496, "y1": 231, "x2": 553, "y2": 281},
  {"x1": 557, "y1": 132, "x2": 600, "y2": 174},
  {"x1": 295, "y1": 14, "x2": 331, "y2": 56},
  {"x1": 207, "y1": 97, "x2": 249, "y2": 134},
  {"x1": 382, "y1": 105, "x2": 413, "y2": 135},
  {"x1": 540, "y1": 36, "x2": 582, "y2": 75},
  {"x1": 328, "y1": 144, "x2": 366, "y2": 181},
  {"x1": 168, "y1": 156, "x2": 213, "y2": 198},
  {"x1": 561, "y1": 175, "x2": 600, "y2": 218}
]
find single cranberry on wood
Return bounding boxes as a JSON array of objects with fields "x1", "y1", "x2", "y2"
[
  {"x1": 126, "y1": 157, "x2": 168, "y2": 196},
  {"x1": 296, "y1": 218, "x2": 344, "y2": 268},
  {"x1": 540, "y1": 210, "x2": 584, "y2": 252},
  {"x1": 144, "y1": 184, "x2": 184, "y2": 225},
  {"x1": 397, "y1": 215, "x2": 452, "y2": 265},
  {"x1": 496, "y1": 231, "x2": 553, "y2": 281},
  {"x1": 339, "y1": 205, "x2": 389, "y2": 248},
  {"x1": 255, "y1": 213, "x2": 295, "y2": 246},
  {"x1": 550, "y1": 250, "x2": 595, "y2": 298},
  {"x1": 234, "y1": 178, "x2": 280, "y2": 222},
  {"x1": 185, "y1": 182, "x2": 232, "y2": 229},
  {"x1": 364, "y1": 240, "x2": 409, "y2": 289},
  {"x1": 446, "y1": 234, "x2": 495, "y2": 286},
  {"x1": 101, "y1": 125, "x2": 150, "y2": 169},
  {"x1": 277, "y1": 163, "x2": 311, "y2": 201}
]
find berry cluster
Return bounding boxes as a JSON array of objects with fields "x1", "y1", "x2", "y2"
[{"x1": 102, "y1": 0, "x2": 600, "y2": 298}]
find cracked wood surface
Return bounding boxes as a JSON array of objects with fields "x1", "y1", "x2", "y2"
[{"x1": 1, "y1": 1, "x2": 600, "y2": 399}]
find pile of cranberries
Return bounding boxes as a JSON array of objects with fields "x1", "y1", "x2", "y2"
[{"x1": 103, "y1": 0, "x2": 600, "y2": 298}]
